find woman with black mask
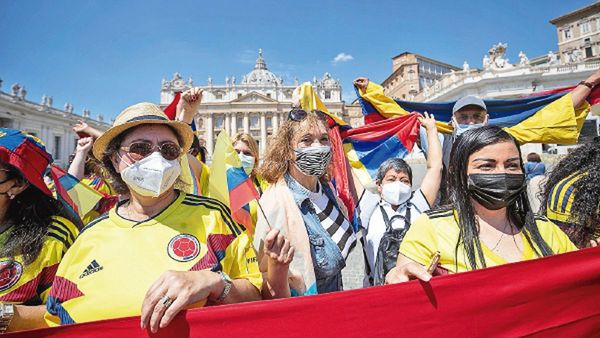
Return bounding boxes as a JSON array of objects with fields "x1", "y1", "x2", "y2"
[{"x1": 385, "y1": 126, "x2": 576, "y2": 283}]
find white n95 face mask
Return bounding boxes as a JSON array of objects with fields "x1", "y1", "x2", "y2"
[
  {"x1": 381, "y1": 181, "x2": 412, "y2": 206},
  {"x1": 120, "y1": 152, "x2": 181, "y2": 197}
]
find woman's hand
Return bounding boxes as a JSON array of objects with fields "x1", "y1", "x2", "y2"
[
  {"x1": 385, "y1": 262, "x2": 432, "y2": 284},
  {"x1": 140, "y1": 270, "x2": 223, "y2": 333},
  {"x1": 264, "y1": 228, "x2": 294, "y2": 267},
  {"x1": 75, "y1": 137, "x2": 94, "y2": 155},
  {"x1": 72, "y1": 120, "x2": 90, "y2": 134},
  {"x1": 353, "y1": 77, "x2": 369, "y2": 91},
  {"x1": 176, "y1": 87, "x2": 203, "y2": 124},
  {"x1": 418, "y1": 112, "x2": 437, "y2": 131}
]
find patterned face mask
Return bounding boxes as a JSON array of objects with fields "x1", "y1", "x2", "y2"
[{"x1": 293, "y1": 145, "x2": 332, "y2": 177}]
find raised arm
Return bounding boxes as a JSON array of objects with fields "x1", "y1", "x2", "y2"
[
  {"x1": 418, "y1": 112, "x2": 443, "y2": 206},
  {"x1": 572, "y1": 69, "x2": 600, "y2": 108},
  {"x1": 72, "y1": 120, "x2": 103, "y2": 139},
  {"x1": 176, "y1": 87, "x2": 203, "y2": 125},
  {"x1": 67, "y1": 137, "x2": 93, "y2": 180}
]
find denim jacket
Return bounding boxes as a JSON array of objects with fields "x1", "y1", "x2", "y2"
[{"x1": 285, "y1": 174, "x2": 345, "y2": 293}]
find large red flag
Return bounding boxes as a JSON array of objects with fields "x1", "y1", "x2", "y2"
[{"x1": 13, "y1": 247, "x2": 600, "y2": 337}]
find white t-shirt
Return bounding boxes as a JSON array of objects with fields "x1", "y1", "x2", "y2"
[{"x1": 361, "y1": 189, "x2": 430, "y2": 286}]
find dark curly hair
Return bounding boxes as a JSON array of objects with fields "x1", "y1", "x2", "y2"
[
  {"x1": 447, "y1": 126, "x2": 553, "y2": 270},
  {"x1": 0, "y1": 164, "x2": 73, "y2": 265},
  {"x1": 540, "y1": 140, "x2": 600, "y2": 247}
]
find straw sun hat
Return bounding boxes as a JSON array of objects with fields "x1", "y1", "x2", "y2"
[{"x1": 92, "y1": 102, "x2": 193, "y2": 159}]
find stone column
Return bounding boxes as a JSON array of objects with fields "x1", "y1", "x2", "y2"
[
  {"x1": 224, "y1": 113, "x2": 231, "y2": 136},
  {"x1": 231, "y1": 112, "x2": 237, "y2": 136},
  {"x1": 206, "y1": 114, "x2": 214, "y2": 156},
  {"x1": 272, "y1": 113, "x2": 279, "y2": 135},
  {"x1": 260, "y1": 112, "x2": 267, "y2": 154},
  {"x1": 243, "y1": 112, "x2": 250, "y2": 134}
]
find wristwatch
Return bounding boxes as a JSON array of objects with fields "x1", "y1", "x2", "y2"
[
  {"x1": 215, "y1": 271, "x2": 232, "y2": 302},
  {"x1": 0, "y1": 303, "x2": 14, "y2": 333},
  {"x1": 578, "y1": 80, "x2": 595, "y2": 89}
]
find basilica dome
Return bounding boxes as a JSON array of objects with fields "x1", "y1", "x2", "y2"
[{"x1": 242, "y1": 49, "x2": 282, "y2": 86}]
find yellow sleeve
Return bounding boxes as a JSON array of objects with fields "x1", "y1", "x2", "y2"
[
  {"x1": 398, "y1": 213, "x2": 438, "y2": 266},
  {"x1": 39, "y1": 217, "x2": 79, "y2": 302},
  {"x1": 222, "y1": 229, "x2": 263, "y2": 292},
  {"x1": 505, "y1": 93, "x2": 590, "y2": 144},
  {"x1": 537, "y1": 219, "x2": 578, "y2": 254}
]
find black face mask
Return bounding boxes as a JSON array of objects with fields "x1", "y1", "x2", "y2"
[{"x1": 467, "y1": 173, "x2": 526, "y2": 210}]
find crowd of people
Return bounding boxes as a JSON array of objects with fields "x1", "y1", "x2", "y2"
[{"x1": 0, "y1": 70, "x2": 599, "y2": 333}]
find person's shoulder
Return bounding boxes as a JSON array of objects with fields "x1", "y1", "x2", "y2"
[
  {"x1": 423, "y1": 207, "x2": 454, "y2": 220},
  {"x1": 46, "y1": 216, "x2": 79, "y2": 249},
  {"x1": 79, "y1": 213, "x2": 111, "y2": 235},
  {"x1": 180, "y1": 193, "x2": 246, "y2": 236}
]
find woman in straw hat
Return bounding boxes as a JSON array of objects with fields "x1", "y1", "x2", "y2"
[
  {"x1": 0, "y1": 129, "x2": 78, "y2": 333},
  {"x1": 45, "y1": 102, "x2": 262, "y2": 333}
]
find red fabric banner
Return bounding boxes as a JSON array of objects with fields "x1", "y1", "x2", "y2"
[{"x1": 12, "y1": 247, "x2": 600, "y2": 337}]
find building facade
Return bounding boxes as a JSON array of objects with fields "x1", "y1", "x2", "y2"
[
  {"x1": 550, "y1": 1, "x2": 600, "y2": 64},
  {"x1": 159, "y1": 50, "x2": 362, "y2": 157},
  {"x1": 0, "y1": 82, "x2": 110, "y2": 167},
  {"x1": 382, "y1": 52, "x2": 460, "y2": 100}
]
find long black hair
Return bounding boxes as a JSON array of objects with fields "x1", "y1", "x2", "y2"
[
  {"x1": 446, "y1": 126, "x2": 553, "y2": 270},
  {"x1": 0, "y1": 164, "x2": 72, "y2": 265},
  {"x1": 540, "y1": 139, "x2": 600, "y2": 247}
]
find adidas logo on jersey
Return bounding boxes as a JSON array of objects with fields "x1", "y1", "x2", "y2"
[{"x1": 79, "y1": 260, "x2": 103, "y2": 279}]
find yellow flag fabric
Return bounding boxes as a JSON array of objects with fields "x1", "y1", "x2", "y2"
[{"x1": 295, "y1": 82, "x2": 348, "y2": 127}]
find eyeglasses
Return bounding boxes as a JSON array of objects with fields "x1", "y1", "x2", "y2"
[{"x1": 120, "y1": 141, "x2": 182, "y2": 161}]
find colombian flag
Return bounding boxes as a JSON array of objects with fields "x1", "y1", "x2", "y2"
[
  {"x1": 355, "y1": 81, "x2": 600, "y2": 144},
  {"x1": 49, "y1": 164, "x2": 103, "y2": 225},
  {"x1": 341, "y1": 113, "x2": 420, "y2": 188},
  {"x1": 208, "y1": 131, "x2": 259, "y2": 235}
]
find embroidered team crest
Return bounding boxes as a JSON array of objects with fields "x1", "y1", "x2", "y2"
[
  {"x1": 168, "y1": 234, "x2": 200, "y2": 262},
  {"x1": 0, "y1": 260, "x2": 23, "y2": 292}
]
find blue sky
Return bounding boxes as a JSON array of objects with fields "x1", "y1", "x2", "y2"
[{"x1": 0, "y1": 0, "x2": 592, "y2": 120}]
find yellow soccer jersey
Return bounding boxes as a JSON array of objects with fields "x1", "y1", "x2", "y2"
[
  {"x1": 45, "y1": 192, "x2": 262, "y2": 326},
  {"x1": 0, "y1": 216, "x2": 78, "y2": 305},
  {"x1": 399, "y1": 209, "x2": 577, "y2": 274}
]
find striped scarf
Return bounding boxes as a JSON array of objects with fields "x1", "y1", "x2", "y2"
[{"x1": 309, "y1": 184, "x2": 357, "y2": 259}]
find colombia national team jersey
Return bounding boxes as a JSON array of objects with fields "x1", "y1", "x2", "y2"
[
  {"x1": 0, "y1": 216, "x2": 78, "y2": 305},
  {"x1": 45, "y1": 192, "x2": 262, "y2": 326},
  {"x1": 399, "y1": 209, "x2": 577, "y2": 274}
]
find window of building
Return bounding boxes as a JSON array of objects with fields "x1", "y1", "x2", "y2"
[
  {"x1": 266, "y1": 93, "x2": 271, "y2": 98},
  {"x1": 251, "y1": 116, "x2": 259, "y2": 128},
  {"x1": 237, "y1": 93, "x2": 243, "y2": 99},
  {"x1": 563, "y1": 28, "x2": 572, "y2": 40},
  {"x1": 586, "y1": 46, "x2": 594, "y2": 58},
  {"x1": 54, "y1": 136, "x2": 62, "y2": 160},
  {"x1": 324, "y1": 90, "x2": 331, "y2": 99},
  {"x1": 215, "y1": 92, "x2": 223, "y2": 100},
  {"x1": 581, "y1": 21, "x2": 591, "y2": 34},
  {"x1": 215, "y1": 116, "x2": 224, "y2": 128},
  {"x1": 266, "y1": 117, "x2": 272, "y2": 128}
]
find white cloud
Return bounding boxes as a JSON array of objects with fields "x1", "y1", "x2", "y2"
[{"x1": 332, "y1": 52, "x2": 354, "y2": 64}]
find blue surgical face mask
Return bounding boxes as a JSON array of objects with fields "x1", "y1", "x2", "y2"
[{"x1": 238, "y1": 153, "x2": 255, "y2": 176}]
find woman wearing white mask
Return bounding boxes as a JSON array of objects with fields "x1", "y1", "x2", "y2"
[
  {"x1": 361, "y1": 112, "x2": 443, "y2": 286},
  {"x1": 254, "y1": 109, "x2": 355, "y2": 297},
  {"x1": 233, "y1": 133, "x2": 269, "y2": 227},
  {"x1": 45, "y1": 103, "x2": 262, "y2": 333}
]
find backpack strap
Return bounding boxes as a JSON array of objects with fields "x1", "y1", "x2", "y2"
[{"x1": 379, "y1": 205, "x2": 410, "y2": 232}]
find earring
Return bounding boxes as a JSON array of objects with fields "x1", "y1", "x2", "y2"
[{"x1": 8, "y1": 194, "x2": 14, "y2": 200}]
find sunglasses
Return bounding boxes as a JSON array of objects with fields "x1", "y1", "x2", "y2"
[
  {"x1": 120, "y1": 141, "x2": 182, "y2": 161},
  {"x1": 288, "y1": 109, "x2": 327, "y2": 122},
  {"x1": 288, "y1": 109, "x2": 308, "y2": 122}
]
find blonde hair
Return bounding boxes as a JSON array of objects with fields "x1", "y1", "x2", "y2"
[
  {"x1": 259, "y1": 110, "x2": 329, "y2": 184},
  {"x1": 233, "y1": 132, "x2": 260, "y2": 179}
]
